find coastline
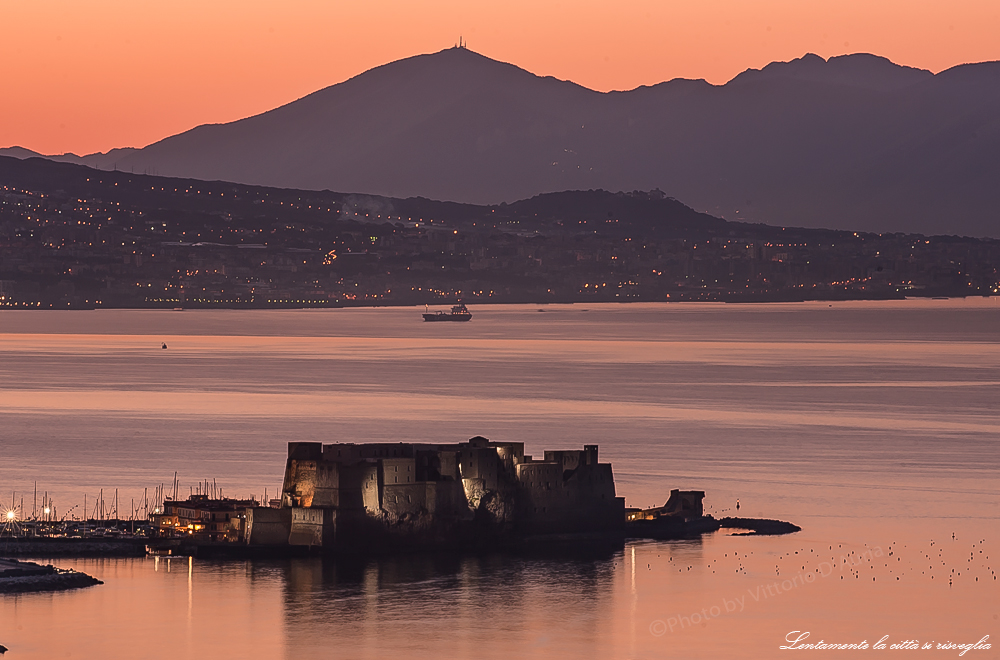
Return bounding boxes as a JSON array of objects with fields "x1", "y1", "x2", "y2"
[{"x1": 0, "y1": 291, "x2": 992, "y2": 311}]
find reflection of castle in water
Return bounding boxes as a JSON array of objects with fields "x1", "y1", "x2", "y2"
[
  {"x1": 279, "y1": 551, "x2": 620, "y2": 657},
  {"x1": 249, "y1": 436, "x2": 625, "y2": 551}
]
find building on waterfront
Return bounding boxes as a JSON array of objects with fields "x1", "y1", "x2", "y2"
[
  {"x1": 250, "y1": 436, "x2": 625, "y2": 551},
  {"x1": 151, "y1": 495, "x2": 257, "y2": 542},
  {"x1": 625, "y1": 489, "x2": 705, "y2": 522}
]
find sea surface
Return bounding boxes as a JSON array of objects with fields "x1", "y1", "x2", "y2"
[{"x1": 1, "y1": 301, "x2": 997, "y2": 659}]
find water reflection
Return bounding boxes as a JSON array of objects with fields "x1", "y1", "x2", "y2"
[
  {"x1": 1, "y1": 303, "x2": 997, "y2": 658},
  {"x1": 4, "y1": 526, "x2": 995, "y2": 660},
  {"x1": 279, "y1": 549, "x2": 621, "y2": 660}
]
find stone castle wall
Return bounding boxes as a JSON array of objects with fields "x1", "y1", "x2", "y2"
[{"x1": 257, "y1": 437, "x2": 625, "y2": 552}]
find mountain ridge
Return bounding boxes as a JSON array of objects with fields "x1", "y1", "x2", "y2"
[{"x1": 4, "y1": 48, "x2": 999, "y2": 236}]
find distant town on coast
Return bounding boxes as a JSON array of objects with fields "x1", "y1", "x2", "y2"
[{"x1": 2, "y1": 156, "x2": 998, "y2": 309}]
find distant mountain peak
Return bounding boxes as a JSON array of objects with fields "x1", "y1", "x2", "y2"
[
  {"x1": 4, "y1": 49, "x2": 1000, "y2": 237},
  {"x1": 728, "y1": 52, "x2": 932, "y2": 91},
  {"x1": 358, "y1": 46, "x2": 534, "y2": 79},
  {"x1": 307, "y1": 44, "x2": 590, "y2": 105}
]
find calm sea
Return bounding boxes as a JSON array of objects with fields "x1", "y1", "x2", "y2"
[{"x1": 1, "y1": 301, "x2": 997, "y2": 659}]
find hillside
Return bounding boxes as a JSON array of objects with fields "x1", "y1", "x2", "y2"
[{"x1": 2, "y1": 156, "x2": 997, "y2": 309}]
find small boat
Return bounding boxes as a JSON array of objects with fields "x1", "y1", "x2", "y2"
[{"x1": 422, "y1": 303, "x2": 472, "y2": 322}]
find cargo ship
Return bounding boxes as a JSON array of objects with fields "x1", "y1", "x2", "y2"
[{"x1": 422, "y1": 303, "x2": 472, "y2": 322}]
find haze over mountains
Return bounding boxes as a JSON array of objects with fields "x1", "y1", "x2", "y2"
[{"x1": 4, "y1": 47, "x2": 1000, "y2": 236}]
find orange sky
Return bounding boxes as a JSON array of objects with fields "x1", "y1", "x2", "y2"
[{"x1": 3, "y1": 0, "x2": 999, "y2": 156}]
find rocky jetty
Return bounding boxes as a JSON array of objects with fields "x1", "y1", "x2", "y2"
[
  {"x1": 626, "y1": 515, "x2": 801, "y2": 540},
  {"x1": 0, "y1": 558, "x2": 102, "y2": 594},
  {"x1": 718, "y1": 517, "x2": 802, "y2": 535}
]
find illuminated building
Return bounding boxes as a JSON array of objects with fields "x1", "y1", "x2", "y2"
[{"x1": 249, "y1": 437, "x2": 625, "y2": 551}]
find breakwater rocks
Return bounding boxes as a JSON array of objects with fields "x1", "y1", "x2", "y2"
[
  {"x1": 0, "y1": 537, "x2": 147, "y2": 557},
  {"x1": 627, "y1": 516, "x2": 800, "y2": 540},
  {"x1": 0, "y1": 559, "x2": 102, "y2": 594},
  {"x1": 627, "y1": 515, "x2": 721, "y2": 540},
  {"x1": 718, "y1": 517, "x2": 802, "y2": 535}
]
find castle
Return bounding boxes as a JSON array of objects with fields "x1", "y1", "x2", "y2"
[{"x1": 247, "y1": 436, "x2": 625, "y2": 551}]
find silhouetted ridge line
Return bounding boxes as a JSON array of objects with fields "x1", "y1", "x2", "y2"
[{"x1": 3, "y1": 48, "x2": 999, "y2": 236}]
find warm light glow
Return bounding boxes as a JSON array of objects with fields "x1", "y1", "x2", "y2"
[{"x1": 5, "y1": 510, "x2": 15, "y2": 520}]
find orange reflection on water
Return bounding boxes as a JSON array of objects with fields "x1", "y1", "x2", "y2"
[{"x1": 0, "y1": 303, "x2": 997, "y2": 658}]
